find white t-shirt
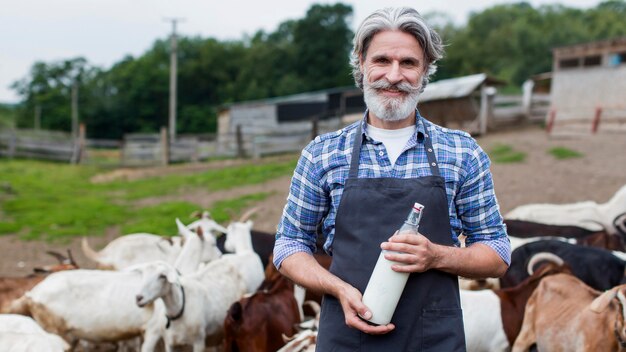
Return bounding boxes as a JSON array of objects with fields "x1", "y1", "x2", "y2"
[{"x1": 366, "y1": 124, "x2": 416, "y2": 166}]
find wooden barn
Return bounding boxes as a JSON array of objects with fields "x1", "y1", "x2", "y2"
[{"x1": 549, "y1": 37, "x2": 626, "y2": 133}]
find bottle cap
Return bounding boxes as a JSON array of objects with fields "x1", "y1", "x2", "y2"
[{"x1": 413, "y1": 202, "x2": 424, "y2": 212}]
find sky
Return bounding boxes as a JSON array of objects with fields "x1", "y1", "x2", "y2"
[{"x1": 0, "y1": 0, "x2": 603, "y2": 103}]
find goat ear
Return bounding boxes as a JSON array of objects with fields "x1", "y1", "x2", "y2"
[
  {"x1": 196, "y1": 227, "x2": 205, "y2": 241},
  {"x1": 165, "y1": 267, "x2": 179, "y2": 284},
  {"x1": 590, "y1": 287, "x2": 619, "y2": 313},
  {"x1": 228, "y1": 301, "x2": 243, "y2": 322},
  {"x1": 176, "y1": 218, "x2": 192, "y2": 239}
]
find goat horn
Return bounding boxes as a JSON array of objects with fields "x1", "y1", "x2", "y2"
[
  {"x1": 527, "y1": 252, "x2": 564, "y2": 275},
  {"x1": 282, "y1": 333, "x2": 295, "y2": 343},
  {"x1": 239, "y1": 207, "x2": 260, "y2": 222},
  {"x1": 303, "y1": 300, "x2": 321, "y2": 315},
  {"x1": 67, "y1": 249, "x2": 78, "y2": 267},
  {"x1": 45, "y1": 250, "x2": 67, "y2": 264},
  {"x1": 613, "y1": 212, "x2": 626, "y2": 236}
]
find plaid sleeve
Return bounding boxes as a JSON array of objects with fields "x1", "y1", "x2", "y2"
[
  {"x1": 457, "y1": 143, "x2": 511, "y2": 266},
  {"x1": 274, "y1": 141, "x2": 329, "y2": 269}
]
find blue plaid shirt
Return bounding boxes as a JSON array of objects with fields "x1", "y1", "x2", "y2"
[{"x1": 274, "y1": 112, "x2": 510, "y2": 268}]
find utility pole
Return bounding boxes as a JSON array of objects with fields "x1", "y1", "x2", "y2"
[
  {"x1": 164, "y1": 17, "x2": 184, "y2": 143},
  {"x1": 71, "y1": 80, "x2": 79, "y2": 139}
]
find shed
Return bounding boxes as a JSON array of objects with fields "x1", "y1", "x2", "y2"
[
  {"x1": 417, "y1": 73, "x2": 505, "y2": 134},
  {"x1": 549, "y1": 37, "x2": 626, "y2": 132}
]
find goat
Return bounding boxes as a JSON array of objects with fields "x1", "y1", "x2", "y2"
[
  {"x1": 136, "y1": 260, "x2": 246, "y2": 352},
  {"x1": 9, "y1": 218, "x2": 212, "y2": 346},
  {"x1": 278, "y1": 302, "x2": 321, "y2": 352},
  {"x1": 461, "y1": 256, "x2": 571, "y2": 351},
  {"x1": 218, "y1": 208, "x2": 265, "y2": 293},
  {"x1": 81, "y1": 213, "x2": 224, "y2": 270},
  {"x1": 0, "y1": 314, "x2": 69, "y2": 351},
  {"x1": 223, "y1": 255, "x2": 302, "y2": 352},
  {"x1": 0, "y1": 250, "x2": 78, "y2": 313},
  {"x1": 512, "y1": 274, "x2": 626, "y2": 351},
  {"x1": 502, "y1": 239, "x2": 626, "y2": 290},
  {"x1": 505, "y1": 184, "x2": 626, "y2": 237}
]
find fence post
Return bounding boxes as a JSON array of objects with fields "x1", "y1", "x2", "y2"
[
  {"x1": 591, "y1": 107, "x2": 602, "y2": 134},
  {"x1": 311, "y1": 116, "x2": 319, "y2": 141},
  {"x1": 71, "y1": 123, "x2": 86, "y2": 164},
  {"x1": 161, "y1": 127, "x2": 169, "y2": 166},
  {"x1": 546, "y1": 109, "x2": 557, "y2": 134},
  {"x1": 236, "y1": 125, "x2": 245, "y2": 158},
  {"x1": 8, "y1": 129, "x2": 16, "y2": 159}
]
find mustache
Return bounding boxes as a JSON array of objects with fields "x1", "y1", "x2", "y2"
[{"x1": 368, "y1": 79, "x2": 421, "y2": 94}]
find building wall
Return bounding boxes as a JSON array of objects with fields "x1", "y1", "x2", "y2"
[{"x1": 550, "y1": 65, "x2": 626, "y2": 120}]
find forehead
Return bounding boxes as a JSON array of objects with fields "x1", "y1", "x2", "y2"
[{"x1": 365, "y1": 30, "x2": 423, "y2": 61}]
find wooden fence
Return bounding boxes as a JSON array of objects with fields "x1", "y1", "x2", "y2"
[{"x1": 0, "y1": 127, "x2": 85, "y2": 163}]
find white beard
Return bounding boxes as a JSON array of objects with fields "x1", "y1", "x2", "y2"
[{"x1": 363, "y1": 75, "x2": 422, "y2": 122}]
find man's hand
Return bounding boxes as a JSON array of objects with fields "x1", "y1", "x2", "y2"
[
  {"x1": 380, "y1": 232, "x2": 509, "y2": 278},
  {"x1": 380, "y1": 232, "x2": 440, "y2": 273},
  {"x1": 335, "y1": 283, "x2": 395, "y2": 335}
]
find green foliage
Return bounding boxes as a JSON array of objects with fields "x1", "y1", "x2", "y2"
[
  {"x1": 0, "y1": 103, "x2": 17, "y2": 128},
  {"x1": 0, "y1": 159, "x2": 295, "y2": 241},
  {"x1": 436, "y1": 1, "x2": 626, "y2": 84},
  {"x1": 489, "y1": 144, "x2": 527, "y2": 163},
  {"x1": 548, "y1": 146, "x2": 584, "y2": 159}
]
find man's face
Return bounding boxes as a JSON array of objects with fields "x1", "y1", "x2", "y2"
[{"x1": 361, "y1": 30, "x2": 426, "y2": 122}]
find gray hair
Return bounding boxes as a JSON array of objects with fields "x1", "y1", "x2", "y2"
[{"x1": 350, "y1": 7, "x2": 444, "y2": 91}]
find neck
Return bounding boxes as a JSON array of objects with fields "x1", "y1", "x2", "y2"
[
  {"x1": 163, "y1": 282, "x2": 185, "y2": 319},
  {"x1": 367, "y1": 111, "x2": 416, "y2": 129}
]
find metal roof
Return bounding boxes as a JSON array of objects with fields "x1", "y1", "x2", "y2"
[{"x1": 419, "y1": 73, "x2": 504, "y2": 102}]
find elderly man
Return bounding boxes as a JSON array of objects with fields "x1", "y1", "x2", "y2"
[{"x1": 273, "y1": 7, "x2": 510, "y2": 351}]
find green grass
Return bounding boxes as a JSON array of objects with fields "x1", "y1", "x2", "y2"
[
  {"x1": 0, "y1": 158, "x2": 295, "y2": 241},
  {"x1": 548, "y1": 147, "x2": 584, "y2": 160},
  {"x1": 488, "y1": 144, "x2": 527, "y2": 163}
]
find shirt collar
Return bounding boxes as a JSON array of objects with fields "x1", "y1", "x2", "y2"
[{"x1": 360, "y1": 109, "x2": 426, "y2": 143}]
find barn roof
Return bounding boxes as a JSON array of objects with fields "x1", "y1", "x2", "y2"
[{"x1": 419, "y1": 73, "x2": 505, "y2": 102}]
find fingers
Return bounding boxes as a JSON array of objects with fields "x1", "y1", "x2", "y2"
[
  {"x1": 380, "y1": 233, "x2": 434, "y2": 272},
  {"x1": 337, "y1": 286, "x2": 395, "y2": 335},
  {"x1": 345, "y1": 313, "x2": 395, "y2": 334}
]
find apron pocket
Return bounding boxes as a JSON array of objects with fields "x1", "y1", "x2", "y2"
[
  {"x1": 421, "y1": 307, "x2": 466, "y2": 352},
  {"x1": 317, "y1": 297, "x2": 360, "y2": 352}
]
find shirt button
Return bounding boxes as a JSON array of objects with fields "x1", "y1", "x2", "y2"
[
  {"x1": 431, "y1": 162, "x2": 437, "y2": 166},
  {"x1": 428, "y1": 148, "x2": 433, "y2": 152},
  {"x1": 425, "y1": 133, "x2": 429, "y2": 138},
  {"x1": 379, "y1": 151, "x2": 384, "y2": 156}
]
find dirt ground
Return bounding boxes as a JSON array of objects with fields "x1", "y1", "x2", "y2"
[{"x1": 1, "y1": 124, "x2": 625, "y2": 276}]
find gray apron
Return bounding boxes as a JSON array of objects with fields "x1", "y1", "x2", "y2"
[{"x1": 316, "y1": 123, "x2": 466, "y2": 351}]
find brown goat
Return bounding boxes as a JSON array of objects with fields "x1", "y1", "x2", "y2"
[{"x1": 513, "y1": 274, "x2": 626, "y2": 351}]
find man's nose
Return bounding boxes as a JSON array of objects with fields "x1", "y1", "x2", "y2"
[{"x1": 385, "y1": 62, "x2": 403, "y2": 84}]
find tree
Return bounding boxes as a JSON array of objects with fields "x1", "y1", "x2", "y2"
[
  {"x1": 293, "y1": 3, "x2": 354, "y2": 91},
  {"x1": 11, "y1": 57, "x2": 98, "y2": 131}
]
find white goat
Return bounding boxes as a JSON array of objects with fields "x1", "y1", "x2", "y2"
[
  {"x1": 219, "y1": 219, "x2": 265, "y2": 293},
  {"x1": 136, "y1": 260, "x2": 246, "y2": 352},
  {"x1": 0, "y1": 314, "x2": 69, "y2": 352},
  {"x1": 81, "y1": 212, "x2": 225, "y2": 270},
  {"x1": 506, "y1": 184, "x2": 626, "y2": 236},
  {"x1": 460, "y1": 289, "x2": 510, "y2": 352},
  {"x1": 9, "y1": 218, "x2": 214, "y2": 345}
]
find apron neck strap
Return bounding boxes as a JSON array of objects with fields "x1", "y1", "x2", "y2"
[{"x1": 348, "y1": 121, "x2": 441, "y2": 178}]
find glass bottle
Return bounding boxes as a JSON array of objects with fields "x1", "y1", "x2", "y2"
[{"x1": 361, "y1": 202, "x2": 424, "y2": 325}]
